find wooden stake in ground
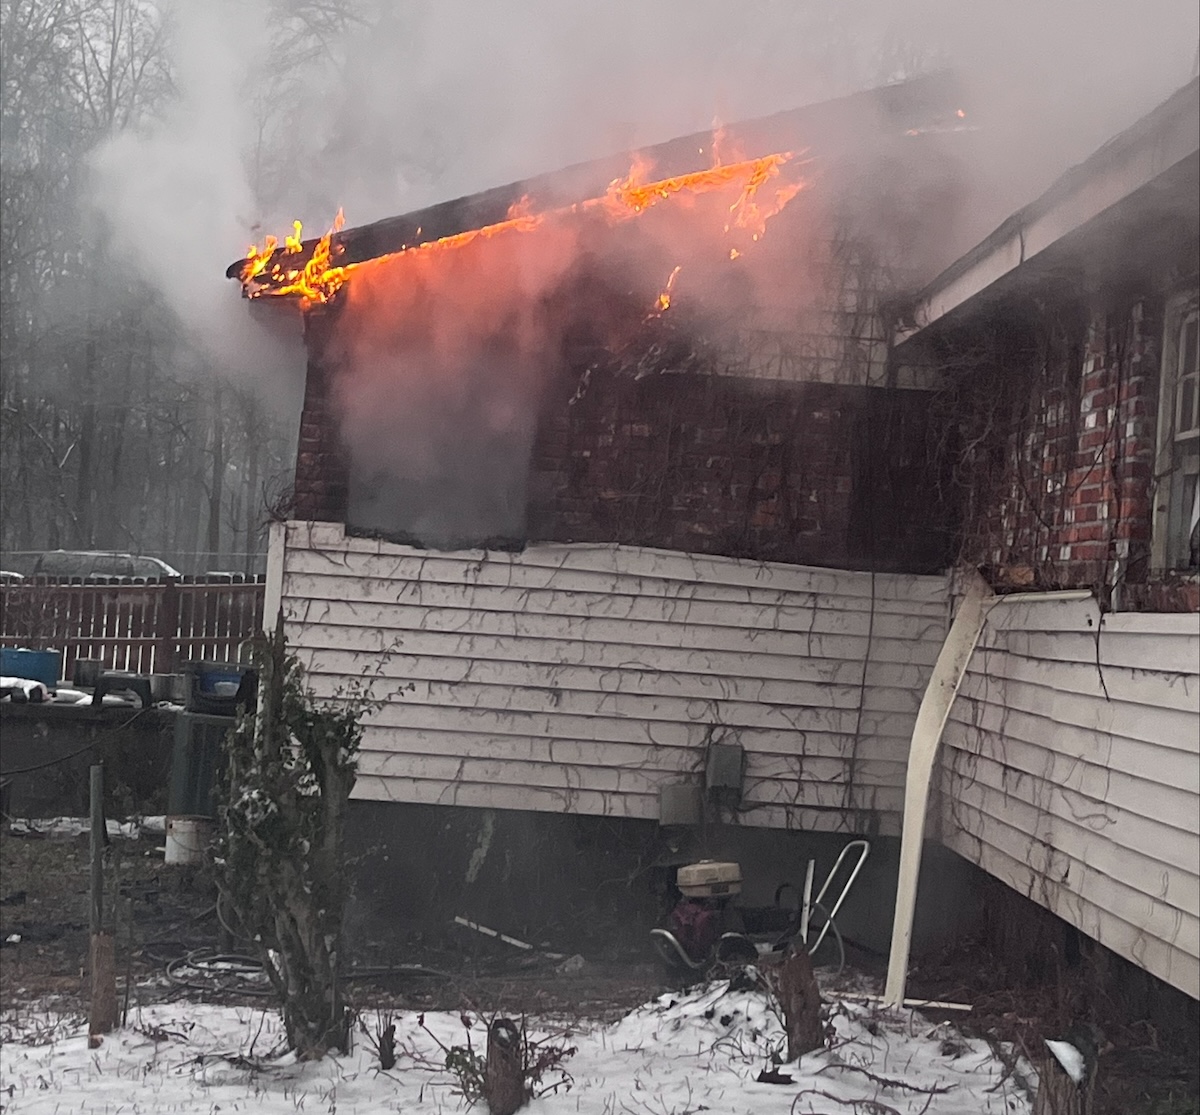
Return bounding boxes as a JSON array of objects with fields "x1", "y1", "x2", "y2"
[
  {"x1": 778, "y1": 945, "x2": 823, "y2": 1061},
  {"x1": 88, "y1": 764, "x2": 117, "y2": 1043},
  {"x1": 1034, "y1": 1026, "x2": 1102, "y2": 1115},
  {"x1": 485, "y1": 1017, "x2": 527, "y2": 1115}
]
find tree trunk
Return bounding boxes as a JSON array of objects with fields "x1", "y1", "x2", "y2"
[
  {"x1": 243, "y1": 399, "x2": 261, "y2": 575},
  {"x1": 206, "y1": 385, "x2": 224, "y2": 567},
  {"x1": 779, "y1": 945, "x2": 823, "y2": 1061},
  {"x1": 101, "y1": 353, "x2": 133, "y2": 550},
  {"x1": 75, "y1": 332, "x2": 99, "y2": 548},
  {"x1": 485, "y1": 1018, "x2": 527, "y2": 1115}
]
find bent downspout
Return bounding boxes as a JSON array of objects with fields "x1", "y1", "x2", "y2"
[
  {"x1": 883, "y1": 571, "x2": 993, "y2": 1007},
  {"x1": 883, "y1": 577, "x2": 1094, "y2": 1007}
]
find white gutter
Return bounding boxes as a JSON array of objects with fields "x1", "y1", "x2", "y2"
[
  {"x1": 895, "y1": 81, "x2": 1199, "y2": 346},
  {"x1": 882, "y1": 580, "x2": 1094, "y2": 1007}
]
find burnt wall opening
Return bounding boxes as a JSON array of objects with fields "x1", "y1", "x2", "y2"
[
  {"x1": 288, "y1": 177, "x2": 955, "y2": 573},
  {"x1": 529, "y1": 365, "x2": 952, "y2": 572}
]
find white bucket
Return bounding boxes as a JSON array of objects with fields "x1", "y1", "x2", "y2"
[{"x1": 165, "y1": 816, "x2": 214, "y2": 866}]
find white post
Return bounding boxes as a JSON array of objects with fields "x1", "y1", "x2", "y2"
[{"x1": 263, "y1": 520, "x2": 287, "y2": 634}]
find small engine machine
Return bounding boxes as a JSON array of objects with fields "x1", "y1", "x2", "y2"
[{"x1": 651, "y1": 841, "x2": 872, "y2": 974}]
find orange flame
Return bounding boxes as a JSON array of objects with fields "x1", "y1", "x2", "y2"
[
  {"x1": 596, "y1": 150, "x2": 797, "y2": 226},
  {"x1": 653, "y1": 265, "x2": 683, "y2": 316},
  {"x1": 238, "y1": 138, "x2": 806, "y2": 312},
  {"x1": 240, "y1": 210, "x2": 347, "y2": 307}
]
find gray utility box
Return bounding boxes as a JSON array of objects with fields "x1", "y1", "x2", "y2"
[
  {"x1": 706, "y1": 741, "x2": 745, "y2": 805},
  {"x1": 168, "y1": 711, "x2": 233, "y2": 818}
]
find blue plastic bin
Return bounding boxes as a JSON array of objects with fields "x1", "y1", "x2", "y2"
[{"x1": 0, "y1": 648, "x2": 62, "y2": 688}]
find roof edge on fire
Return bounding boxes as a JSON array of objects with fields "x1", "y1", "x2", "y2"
[
  {"x1": 893, "y1": 76, "x2": 1200, "y2": 347},
  {"x1": 225, "y1": 70, "x2": 966, "y2": 280}
]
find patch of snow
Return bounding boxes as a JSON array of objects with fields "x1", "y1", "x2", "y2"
[
  {"x1": 6, "y1": 817, "x2": 157, "y2": 840},
  {"x1": 100, "y1": 693, "x2": 136, "y2": 707},
  {"x1": 0, "y1": 677, "x2": 51, "y2": 702},
  {"x1": 50, "y1": 687, "x2": 88, "y2": 704},
  {"x1": 1044, "y1": 1037, "x2": 1086, "y2": 1084},
  {"x1": 0, "y1": 980, "x2": 1034, "y2": 1114}
]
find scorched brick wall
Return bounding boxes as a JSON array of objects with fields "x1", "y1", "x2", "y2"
[
  {"x1": 527, "y1": 367, "x2": 950, "y2": 572},
  {"x1": 291, "y1": 348, "x2": 951, "y2": 572},
  {"x1": 292, "y1": 311, "x2": 349, "y2": 523}
]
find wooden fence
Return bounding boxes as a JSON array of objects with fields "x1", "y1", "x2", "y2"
[{"x1": 0, "y1": 576, "x2": 266, "y2": 679}]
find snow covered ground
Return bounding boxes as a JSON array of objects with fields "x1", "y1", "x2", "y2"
[{"x1": 0, "y1": 979, "x2": 1033, "y2": 1114}]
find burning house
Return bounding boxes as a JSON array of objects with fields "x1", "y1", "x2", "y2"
[{"x1": 229, "y1": 73, "x2": 1198, "y2": 1004}]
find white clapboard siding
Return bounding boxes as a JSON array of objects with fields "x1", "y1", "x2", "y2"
[
  {"x1": 277, "y1": 522, "x2": 948, "y2": 834},
  {"x1": 942, "y1": 593, "x2": 1200, "y2": 999}
]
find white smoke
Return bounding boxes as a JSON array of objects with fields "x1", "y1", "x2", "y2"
[{"x1": 87, "y1": 0, "x2": 1199, "y2": 395}]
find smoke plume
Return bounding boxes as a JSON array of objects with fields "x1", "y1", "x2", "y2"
[{"x1": 86, "y1": 0, "x2": 1199, "y2": 544}]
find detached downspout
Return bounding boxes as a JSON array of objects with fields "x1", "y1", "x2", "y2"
[
  {"x1": 883, "y1": 577, "x2": 1094, "y2": 1007},
  {"x1": 883, "y1": 571, "x2": 992, "y2": 1007}
]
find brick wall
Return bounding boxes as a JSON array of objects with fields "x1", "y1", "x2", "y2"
[
  {"x1": 291, "y1": 341, "x2": 951, "y2": 572},
  {"x1": 528, "y1": 366, "x2": 950, "y2": 572},
  {"x1": 949, "y1": 292, "x2": 1180, "y2": 602},
  {"x1": 292, "y1": 309, "x2": 349, "y2": 523}
]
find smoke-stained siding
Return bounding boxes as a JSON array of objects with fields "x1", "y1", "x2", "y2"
[
  {"x1": 276, "y1": 522, "x2": 948, "y2": 834},
  {"x1": 942, "y1": 594, "x2": 1200, "y2": 998}
]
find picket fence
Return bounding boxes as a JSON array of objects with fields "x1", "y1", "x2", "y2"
[{"x1": 0, "y1": 576, "x2": 265, "y2": 678}]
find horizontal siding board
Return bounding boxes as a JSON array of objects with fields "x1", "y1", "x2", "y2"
[
  {"x1": 353, "y1": 773, "x2": 905, "y2": 836},
  {"x1": 284, "y1": 546, "x2": 950, "y2": 616},
  {"x1": 743, "y1": 778, "x2": 905, "y2": 815},
  {"x1": 945, "y1": 696, "x2": 1200, "y2": 792},
  {"x1": 353, "y1": 706, "x2": 913, "y2": 761},
  {"x1": 945, "y1": 705, "x2": 1200, "y2": 801},
  {"x1": 1102, "y1": 612, "x2": 1200, "y2": 637},
  {"x1": 304, "y1": 672, "x2": 919, "y2": 738},
  {"x1": 943, "y1": 597, "x2": 1200, "y2": 999},
  {"x1": 985, "y1": 595, "x2": 1200, "y2": 641},
  {"x1": 982, "y1": 596, "x2": 1103, "y2": 635},
  {"x1": 945, "y1": 747, "x2": 1199, "y2": 873},
  {"x1": 358, "y1": 749, "x2": 906, "y2": 811},
  {"x1": 284, "y1": 524, "x2": 950, "y2": 602},
  {"x1": 357, "y1": 725, "x2": 907, "y2": 779},
  {"x1": 943, "y1": 819, "x2": 1199, "y2": 999},
  {"x1": 282, "y1": 527, "x2": 944, "y2": 830},
  {"x1": 282, "y1": 573, "x2": 947, "y2": 644},
  {"x1": 298, "y1": 647, "x2": 925, "y2": 713},
  {"x1": 965, "y1": 650, "x2": 1198, "y2": 713},
  {"x1": 738, "y1": 804, "x2": 903, "y2": 836},
  {"x1": 947, "y1": 795, "x2": 1198, "y2": 932},
  {"x1": 944, "y1": 803, "x2": 1199, "y2": 965},
  {"x1": 955, "y1": 671, "x2": 1198, "y2": 753},
  {"x1": 944, "y1": 761, "x2": 1200, "y2": 916},
  {"x1": 284, "y1": 598, "x2": 939, "y2": 664},
  {"x1": 997, "y1": 629, "x2": 1200, "y2": 675},
  {"x1": 287, "y1": 621, "x2": 936, "y2": 683}
]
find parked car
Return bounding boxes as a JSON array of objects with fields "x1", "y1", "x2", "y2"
[
  {"x1": 0, "y1": 570, "x2": 24, "y2": 583},
  {"x1": 28, "y1": 550, "x2": 181, "y2": 579}
]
